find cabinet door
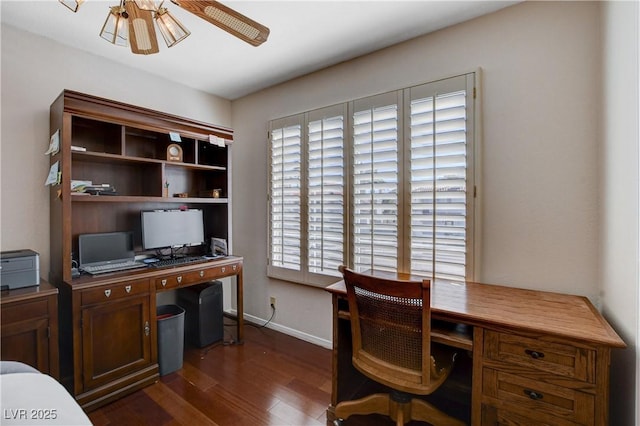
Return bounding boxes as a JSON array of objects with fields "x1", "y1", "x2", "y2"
[
  {"x1": 1, "y1": 317, "x2": 50, "y2": 373},
  {"x1": 81, "y1": 294, "x2": 152, "y2": 391}
]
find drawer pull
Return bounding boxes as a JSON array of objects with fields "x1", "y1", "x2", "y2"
[
  {"x1": 125, "y1": 285, "x2": 132, "y2": 293},
  {"x1": 144, "y1": 321, "x2": 150, "y2": 336},
  {"x1": 177, "y1": 276, "x2": 182, "y2": 284},
  {"x1": 524, "y1": 349, "x2": 545, "y2": 359},
  {"x1": 161, "y1": 279, "x2": 167, "y2": 287},
  {"x1": 199, "y1": 271, "x2": 204, "y2": 277},
  {"x1": 104, "y1": 289, "x2": 111, "y2": 298},
  {"x1": 221, "y1": 267, "x2": 226, "y2": 273},
  {"x1": 232, "y1": 265, "x2": 237, "y2": 271},
  {"x1": 523, "y1": 389, "x2": 544, "y2": 401}
]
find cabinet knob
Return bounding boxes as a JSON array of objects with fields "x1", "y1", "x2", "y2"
[
  {"x1": 199, "y1": 270, "x2": 204, "y2": 277},
  {"x1": 524, "y1": 349, "x2": 545, "y2": 360},
  {"x1": 221, "y1": 267, "x2": 226, "y2": 273},
  {"x1": 104, "y1": 289, "x2": 111, "y2": 298},
  {"x1": 144, "y1": 321, "x2": 150, "y2": 337},
  {"x1": 161, "y1": 279, "x2": 167, "y2": 287},
  {"x1": 523, "y1": 389, "x2": 543, "y2": 401},
  {"x1": 125, "y1": 285, "x2": 132, "y2": 293},
  {"x1": 177, "y1": 276, "x2": 182, "y2": 284}
]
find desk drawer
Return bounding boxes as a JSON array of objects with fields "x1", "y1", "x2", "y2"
[
  {"x1": 155, "y1": 262, "x2": 241, "y2": 291},
  {"x1": 482, "y1": 368, "x2": 594, "y2": 425},
  {"x1": 483, "y1": 330, "x2": 594, "y2": 383},
  {"x1": 1, "y1": 298, "x2": 50, "y2": 324},
  {"x1": 481, "y1": 403, "x2": 580, "y2": 426},
  {"x1": 81, "y1": 279, "x2": 149, "y2": 305},
  {"x1": 155, "y1": 268, "x2": 209, "y2": 290},
  {"x1": 212, "y1": 261, "x2": 241, "y2": 278}
]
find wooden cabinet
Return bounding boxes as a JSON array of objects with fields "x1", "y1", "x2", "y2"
[
  {"x1": 477, "y1": 328, "x2": 611, "y2": 425},
  {"x1": 76, "y1": 279, "x2": 155, "y2": 410},
  {"x1": 48, "y1": 90, "x2": 235, "y2": 410},
  {"x1": 0, "y1": 280, "x2": 59, "y2": 378}
]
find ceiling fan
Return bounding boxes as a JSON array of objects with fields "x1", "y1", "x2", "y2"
[{"x1": 59, "y1": 0, "x2": 270, "y2": 55}]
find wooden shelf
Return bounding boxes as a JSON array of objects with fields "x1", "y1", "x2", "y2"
[
  {"x1": 72, "y1": 151, "x2": 227, "y2": 171},
  {"x1": 71, "y1": 194, "x2": 229, "y2": 204}
]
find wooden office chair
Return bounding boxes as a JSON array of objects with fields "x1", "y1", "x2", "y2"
[{"x1": 335, "y1": 266, "x2": 464, "y2": 426}]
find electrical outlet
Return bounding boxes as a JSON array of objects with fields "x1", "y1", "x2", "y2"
[{"x1": 270, "y1": 296, "x2": 276, "y2": 309}]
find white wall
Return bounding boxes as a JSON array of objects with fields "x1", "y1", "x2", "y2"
[
  {"x1": 232, "y1": 1, "x2": 604, "y2": 345},
  {"x1": 0, "y1": 24, "x2": 231, "y2": 281},
  {"x1": 601, "y1": 1, "x2": 640, "y2": 425}
]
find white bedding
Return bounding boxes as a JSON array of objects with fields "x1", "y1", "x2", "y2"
[{"x1": 0, "y1": 362, "x2": 91, "y2": 426}]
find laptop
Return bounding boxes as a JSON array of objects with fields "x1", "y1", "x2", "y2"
[{"x1": 78, "y1": 232, "x2": 146, "y2": 275}]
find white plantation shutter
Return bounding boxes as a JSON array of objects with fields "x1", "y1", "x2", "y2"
[
  {"x1": 269, "y1": 117, "x2": 302, "y2": 272},
  {"x1": 352, "y1": 93, "x2": 401, "y2": 273},
  {"x1": 307, "y1": 106, "x2": 345, "y2": 276},
  {"x1": 407, "y1": 75, "x2": 474, "y2": 282},
  {"x1": 268, "y1": 73, "x2": 476, "y2": 287}
]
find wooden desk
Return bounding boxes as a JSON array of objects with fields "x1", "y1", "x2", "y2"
[
  {"x1": 1, "y1": 279, "x2": 59, "y2": 379},
  {"x1": 326, "y1": 274, "x2": 625, "y2": 425},
  {"x1": 58, "y1": 256, "x2": 243, "y2": 411}
]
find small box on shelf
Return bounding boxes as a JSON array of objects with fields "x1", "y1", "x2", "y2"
[{"x1": 199, "y1": 189, "x2": 222, "y2": 198}]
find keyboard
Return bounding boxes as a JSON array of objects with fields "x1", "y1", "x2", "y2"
[
  {"x1": 149, "y1": 256, "x2": 206, "y2": 268},
  {"x1": 81, "y1": 261, "x2": 147, "y2": 275}
]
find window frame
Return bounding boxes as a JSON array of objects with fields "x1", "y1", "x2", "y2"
[{"x1": 268, "y1": 72, "x2": 480, "y2": 287}]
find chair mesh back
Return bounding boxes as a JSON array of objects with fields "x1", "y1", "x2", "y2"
[{"x1": 355, "y1": 286, "x2": 422, "y2": 371}]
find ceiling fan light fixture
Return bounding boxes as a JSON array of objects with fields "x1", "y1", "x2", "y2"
[
  {"x1": 125, "y1": 1, "x2": 160, "y2": 54},
  {"x1": 155, "y1": 8, "x2": 191, "y2": 48},
  {"x1": 59, "y1": 0, "x2": 85, "y2": 13},
  {"x1": 100, "y1": 6, "x2": 129, "y2": 47},
  {"x1": 170, "y1": 1, "x2": 269, "y2": 46},
  {"x1": 61, "y1": 0, "x2": 269, "y2": 52},
  {"x1": 133, "y1": 0, "x2": 158, "y2": 11},
  {"x1": 203, "y1": 5, "x2": 260, "y2": 40}
]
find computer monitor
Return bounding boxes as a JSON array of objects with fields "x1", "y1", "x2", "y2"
[{"x1": 141, "y1": 209, "x2": 205, "y2": 250}]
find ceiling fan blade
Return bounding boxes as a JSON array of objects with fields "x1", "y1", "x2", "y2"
[
  {"x1": 171, "y1": 0, "x2": 269, "y2": 46},
  {"x1": 124, "y1": 1, "x2": 160, "y2": 55}
]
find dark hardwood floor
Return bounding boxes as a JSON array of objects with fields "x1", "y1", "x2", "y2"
[
  {"x1": 89, "y1": 322, "x2": 333, "y2": 426},
  {"x1": 88, "y1": 320, "x2": 470, "y2": 425}
]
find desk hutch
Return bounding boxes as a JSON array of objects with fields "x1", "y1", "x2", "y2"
[{"x1": 48, "y1": 91, "x2": 242, "y2": 411}]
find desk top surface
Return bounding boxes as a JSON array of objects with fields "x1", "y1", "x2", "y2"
[
  {"x1": 1, "y1": 279, "x2": 58, "y2": 304},
  {"x1": 326, "y1": 273, "x2": 625, "y2": 348},
  {"x1": 66, "y1": 255, "x2": 243, "y2": 289}
]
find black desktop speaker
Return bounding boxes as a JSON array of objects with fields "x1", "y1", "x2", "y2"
[{"x1": 177, "y1": 281, "x2": 223, "y2": 347}]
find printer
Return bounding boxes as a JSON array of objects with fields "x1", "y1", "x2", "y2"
[{"x1": 0, "y1": 249, "x2": 40, "y2": 290}]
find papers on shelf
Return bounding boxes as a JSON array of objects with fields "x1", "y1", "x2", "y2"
[
  {"x1": 71, "y1": 180, "x2": 92, "y2": 192},
  {"x1": 71, "y1": 181, "x2": 116, "y2": 195}
]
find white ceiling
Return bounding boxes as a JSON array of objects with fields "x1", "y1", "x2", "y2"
[{"x1": 1, "y1": 0, "x2": 518, "y2": 100}]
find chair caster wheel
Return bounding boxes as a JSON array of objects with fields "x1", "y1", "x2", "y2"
[{"x1": 333, "y1": 419, "x2": 344, "y2": 426}]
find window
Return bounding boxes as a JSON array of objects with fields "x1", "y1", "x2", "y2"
[
  {"x1": 269, "y1": 73, "x2": 476, "y2": 287},
  {"x1": 407, "y1": 77, "x2": 473, "y2": 281},
  {"x1": 351, "y1": 93, "x2": 401, "y2": 272},
  {"x1": 269, "y1": 116, "x2": 302, "y2": 272},
  {"x1": 307, "y1": 106, "x2": 346, "y2": 276}
]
